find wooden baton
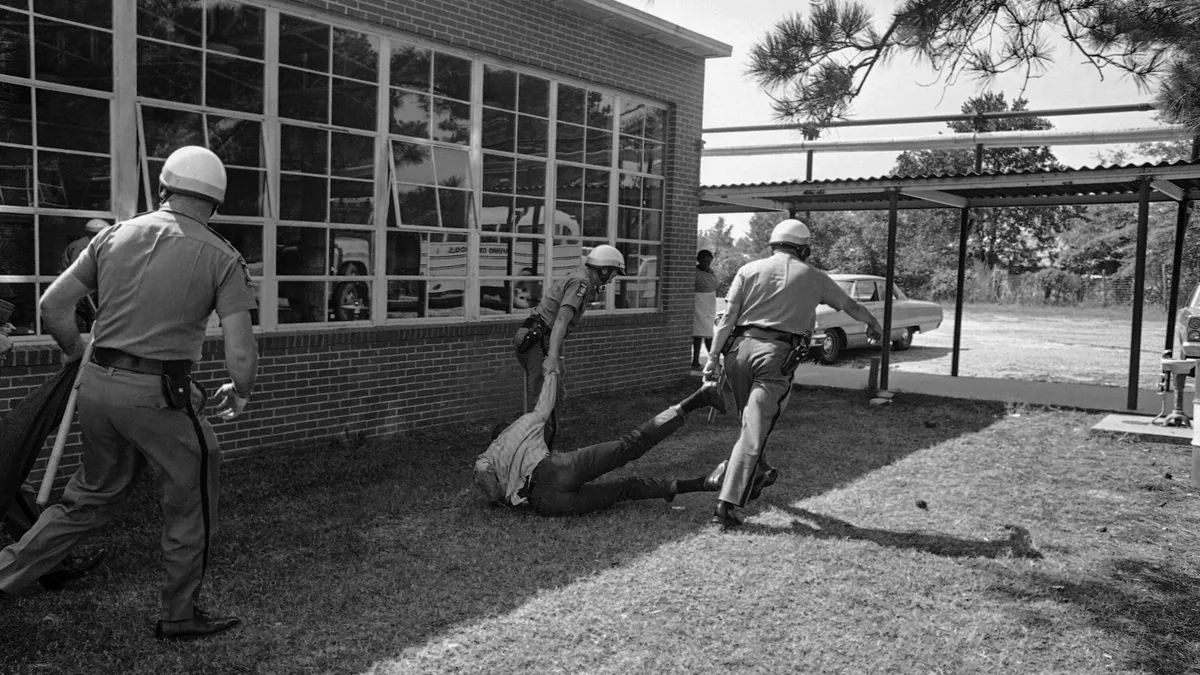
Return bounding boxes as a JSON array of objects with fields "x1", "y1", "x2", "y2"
[{"x1": 37, "y1": 341, "x2": 94, "y2": 507}]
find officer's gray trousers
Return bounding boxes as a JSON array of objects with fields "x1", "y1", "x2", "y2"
[
  {"x1": 0, "y1": 362, "x2": 220, "y2": 621},
  {"x1": 718, "y1": 336, "x2": 793, "y2": 507}
]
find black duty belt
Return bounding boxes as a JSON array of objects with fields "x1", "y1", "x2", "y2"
[
  {"x1": 93, "y1": 347, "x2": 193, "y2": 376},
  {"x1": 733, "y1": 325, "x2": 796, "y2": 344}
]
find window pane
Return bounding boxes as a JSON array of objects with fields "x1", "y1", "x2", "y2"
[
  {"x1": 277, "y1": 226, "x2": 327, "y2": 274},
  {"x1": 39, "y1": 152, "x2": 109, "y2": 211},
  {"x1": 555, "y1": 123, "x2": 583, "y2": 162},
  {"x1": 389, "y1": 44, "x2": 429, "y2": 90},
  {"x1": 432, "y1": 52, "x2": 470, "y2": 101},
  {"x1": 137, "y1": 0, "x2": 202, "y2": 46},
  {"x1": 280, "y1": 124, "x2": 326, "y2": 174},
  {"x1": 618, "y1": 173, "x2": 640, "y2": 207},
  {"x1": 0, "y1": 213, "x2": 34, "y2": 275},
  {"x1": 278, "y1": 280, "x2": 326, "y2": 323},
  {"x1": 279, "y1": 66, "x2": 327, "y2": 123},
  {"x1": 555, "y1": 202, "x2": 581, "y2": 238},
  {"x1": 332, "y1": 28, "x2": 376, "y2": 81},
  {"x1": 330, "y1": 77, "x2": 376, "y2": 131},
  {"x1": 279, "y1": 14, "x2": 328, "y2": 72},
  {"x1": 137, "y1": 40, "x2": 202, "y2": 104},
  {"x1": 480, "y1": 194, "x2": 513, "y2": 233},
  {"x1": 620, "y1": 100, "x2": 644, "y2": 137},
  {"x1": 389, "y1": 89, "x2": 430, "y2": 138},
  {"x1": 617, "y1": 207, "x2": 639, "y2": 239},
  {"x1": 431, "y1": 97, "x2": 469, "y2": 145},
  {"x1": 330, "y1": 278, "x2": 369, "y2": 321},
  {"x1": 582, "y1": 204, "x2": 608, "y2": 238},
  {"x1": 643, "y1": 178, "x2": 663, "y2": 210},
  {"x1": 438, "y1": 188, "x2": 470, "y2": 228},
  {"x1": 514, "y1": 197, "x2": 545, "y2": 235},
  {"x1": 555, "y1": 164, "x2": 582, "y2": 203},
  {"x1": 280, "y1": 174, "x2": 326, "y2": 221},
  {"x1": 206, "y1": 54, "x2": 262, "y2": 114},
  {"x1": 330, "y1": 132, "x2": 374, "y2": 178},
  {"x1": 618, "y1": 278, "x2": 657, "y2": 309},
  {"x1": 208, "y1": 116, "x2": 261, "y2": 168},
  {"x1": 331, "y1": 229, "x2": 373, "y2": 275},
  {"x1": 644, "y1": 140, "x2": 664, "y2": 175},
  {"x1": 395, "y1": 183, "x2": 438, "y2": 226},
  {"x1": 585, "y1": 128, "x2": 611, "y2": 167},
  {"x1": 0, "y1": 10, "x2": 30, "y2": 79},
  {"x1": 39, "y1": 214, "x2": 104, "y2": 275},
  {"x1": 584, "y1": 167, "x2": 609, "y2": 203},
  {"x1": 433, "y1": 146, "x2": 470, "y2": 187},
  {"x1": 557, "y1": 84, "x2": 584, "y2": 125},
  {"x1": 392, "y1": 142, "x2": 433, "y2": 185},
  {"x1": 483, "y1": 65, "x2": 516, "y2": 110},
  {"x1": 208, "y1": 221, "x2": 263, "y2": 271},
  {"x1": 328, "y1": 179, "x2": 373, "y2": 224},
  {"x1": 142, "y1": 107, "x2": 203, "y2": 160},
  {"x1": 515, "y1": 159, "x2": 544, "y2": 198},
  {"x1": 0, "y1": 82, "x2": 31, "y2": 145},
  {"x1": 619, "y1": 135, "x2": 642, "y2": 171},
  {"x1": 385, "y1": 229, "x2": 422, "y2": 275},
  {"x1": 482, "y1": 153, "x2": 513, "y2": 194},
  {"x1": 518, "y1": 74, "x2": 548, "y2": 117},
  {"x1": 35, "y1": 0, "x2": 110, "y2": 28},
  {"x1": 221, "y1": 167, "x2": 263, "y2": 217},
  {"x1": 0, "y1": 283, "x2": 36, "y2": 335},
  {"x1": 586, "y1": 91, "x2": 613, "y2": 130},
  {"x1": 646, "y1": 107, "x2": 668, "y2": 142},
  {"x1": 207, "y1": 1, "x2": 263, "y2": 60},
  {"x1": 387, "y1": 279, "x2": 464, "y2": 318},
  {"x1": 34, "y1": 18, "x2": 113, "y2": 91},
  {"x1": 0, "y1": 146, "x2": 33, "y2": 206},
  {"x1": 481, "y1": 108, "x2": 514, "y2": 153},
  {"x1": 642, "y1": 210, "x2": 661, "y2": 241},
  {"x1": 517, "y1": 115, "x2": 547, "y2": 156}
]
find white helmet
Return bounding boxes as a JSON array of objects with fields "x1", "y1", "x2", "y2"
[
  {"x1": 585, "y1": 244, "x2": 626, "y2": 275},
  {"x1": 160, "y1": 146, "x2": 227, "y2": 205},
  {"x1": 769, "y1": 219, "x2": 810, "y2": 247},
  {"x1": 84, "y1": 218, "x2": 109, "y2": 234}
]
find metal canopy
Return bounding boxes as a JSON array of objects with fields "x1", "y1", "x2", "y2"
[{"x1": 700, "y1": 160, "x2": 1200, "y2": 213}]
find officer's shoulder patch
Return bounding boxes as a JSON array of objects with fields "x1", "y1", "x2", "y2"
[
  {"x1": 575, "y1": 282, "x2": 588, "y2": 299},
  {"x1": 237, "y1": 256, "x2": 253, "y2": 286}
]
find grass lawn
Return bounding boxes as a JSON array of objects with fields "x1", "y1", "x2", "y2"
[{"x1": 2, "y1": 379, "x2": 1197, "y2": 674}]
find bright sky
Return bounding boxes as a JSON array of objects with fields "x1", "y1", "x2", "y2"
[{"x1": 615, "y1": 0, "x2": 1168, "y2": 237}]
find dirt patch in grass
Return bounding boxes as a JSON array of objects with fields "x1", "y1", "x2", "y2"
[{"x1": 2, "y1": 380, "x2": 1197, "y2": 674}]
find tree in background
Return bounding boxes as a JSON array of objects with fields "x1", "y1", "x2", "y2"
[
  {"x1": 697, "y1": 216, "x2": 747, "y2": 295},
  {"x1": 747, "y1": 0, "x2": 1200, "y2": 134}
]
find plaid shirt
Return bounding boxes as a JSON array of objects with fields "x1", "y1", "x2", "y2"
[{"x1": 476, "y1": 371, "x2": 558, "y2": 506}]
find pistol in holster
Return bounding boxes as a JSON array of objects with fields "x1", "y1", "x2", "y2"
[
  {"x1": 160, "y1": 362, "x2": 194, "y2": 410},
  {"x1": 517, "y1": 316, "x2": 550, "y2": 354},
  {"x1": 781, "y1": 332, "x2": 812, "y2": 376}
]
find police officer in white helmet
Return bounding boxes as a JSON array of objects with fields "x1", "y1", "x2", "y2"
[
  {"x1": 704, "y1": 218, "x2": 883, "y2": 527},
  {"x1": 513, "y1": 244, "x2": 624, "y2": 448},
  {"x1": 0, "y1": 146, "x2": 259, "y2": 639}
]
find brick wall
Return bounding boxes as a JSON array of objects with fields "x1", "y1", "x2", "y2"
[{"x1": 1, "y1": 0, "x2": 709, "y2": 484}]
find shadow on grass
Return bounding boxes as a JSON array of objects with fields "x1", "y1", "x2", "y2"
[
  {"x1": 0, "y1": 381, "x2": 1010, "y2": 674},
  {"x1": 753, "y1": 506, "x2": 1043, "y2": 560},
  {"x1": 990, "y1": 559, "x2": 1200, "y2": 675}
]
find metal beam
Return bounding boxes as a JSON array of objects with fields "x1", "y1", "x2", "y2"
[
  {"x1": 701, "y1": 195, "x2": 786, "y2": 211},
  {"x1": 900, "y1": 188, "x2": 968, "y2": 208},
  {"x1": 1129, "y1": 178, "x2": 1151, "y2": 410},
  {"x1": 1152, "y1": 179, "x2": 1186, "y2": 202},
  {"x1": 880, "y1": 191, "x2": 899, "y2": 391},
  {"x1": 952, "y1": 210, "x2": 971, "y2": 377},
  {"x1": 1166, "y1": 199, "x2": 1193, "y2": 354}
]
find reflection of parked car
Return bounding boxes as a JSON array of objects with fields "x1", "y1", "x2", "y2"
[
  {"x1": 813, "y1": 274, "x2": 942, "y2": 364},
  {"x1": 1175, "y1": 282, "x2": 1200, "y2": 359},
  {"x1": 331, "y1": 235, "x2": 370, "y2": 321}
]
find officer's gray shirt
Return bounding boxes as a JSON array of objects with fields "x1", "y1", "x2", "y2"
[
  {"x1": 68, "y1": 209, "x2": 258, "y2": 362},
  {"x1": 726, "y1": 252, "x2": 850, "y2": 335}
]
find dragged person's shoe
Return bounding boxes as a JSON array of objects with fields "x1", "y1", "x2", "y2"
[
  {"x1": 698, "y1": 381, "x2": 727, "y2": 415},
  {"x1": 155, "y1": 608, "x2": 241, "y2": 640},
  {"x1": 664, "y1": 480, "x2": 678, "y2": 503},
  {"x1": 748, "y1": 468, "x2": 780, "y2": 501},
  {"x1": 38, "y1": 549, "x2": 107, "y2": 591},
  {"x1": 710, "y1": 501, "x2": 743, "y2": 528},
  {"x1": 703, "y1": 460, "x2": 729, "y2": 491}
]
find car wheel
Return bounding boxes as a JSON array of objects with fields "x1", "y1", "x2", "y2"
[
  {"x1": 892, "y1": 327, "x2": 914, "y2": 351},
  {"x1": 332, "y1": 281, "x2": 369, "y2": 321},
  {"x1": 819, "y1": 328, "x2": 844, "y2": 364}
]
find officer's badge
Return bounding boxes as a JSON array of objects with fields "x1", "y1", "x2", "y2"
[{"x1": 575, "y1": 283, "x2": 588, "y2": 299}]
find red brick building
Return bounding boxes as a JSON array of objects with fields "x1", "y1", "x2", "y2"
[{"x1": 0, "y1": 0, "x2": 729, "y2": 477}]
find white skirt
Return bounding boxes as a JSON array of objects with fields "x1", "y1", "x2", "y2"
[{"x1": 693, "y1": 291, "x2": 716, "y2": 337}]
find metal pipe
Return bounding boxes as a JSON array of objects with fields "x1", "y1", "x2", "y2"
[
  {"x1": 1129, "y1": 178, "x2": 1151, "y2": 410},
  {"x1": 881, "y1": 190, "x2": 899, "y2": 391},
  {"x1": 702, "y1": 126, "x2": 1192, "y2": 157},
  {"x1": 702, "y1": 103, "x2": 1157, "y2": 134},
  {"x1": 952, "y1": 210, "x2": 970, "y2": 377},
  {"x1": 1166, "y1": 199, "x2": 1191, "y2": 355}
]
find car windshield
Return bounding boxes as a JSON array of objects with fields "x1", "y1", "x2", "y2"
[{"x1": 836, "y1": 281, "x2": 853, "y2": 294}]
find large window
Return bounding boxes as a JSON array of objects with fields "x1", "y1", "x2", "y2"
[
  {"x1": 1, "y1": 0, "x2": 670, "y2": 337},
  {"x1": 0, "y1": 0, "x2": 114, "y2": 336}
]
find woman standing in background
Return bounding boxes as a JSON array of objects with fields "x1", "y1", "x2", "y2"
[{"x1": 692, "y1": 249, "x2": 719, "y2": 369}]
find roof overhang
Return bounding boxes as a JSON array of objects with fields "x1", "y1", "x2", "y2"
[
  {"x1": 700, "y1": 161, "x2": 1200, "y2": 213},
  {"x1": 548, "y1": 0, "x2": 732, "y2": 59}
]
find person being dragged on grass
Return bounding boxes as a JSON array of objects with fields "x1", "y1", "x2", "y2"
[{"x1": 474, "y1": 372, "x2": 729, "y2": 516}]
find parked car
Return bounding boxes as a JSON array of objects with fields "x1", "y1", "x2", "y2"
[
  {"x1": 812, "y1": 274, "x2": 943, "y2": 364},
  {"x1": 1174, "y1": 282, "x2": 1200, "y2": 359}
]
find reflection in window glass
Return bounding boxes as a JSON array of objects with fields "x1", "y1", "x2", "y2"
[
  {"x1": 36, "y1": 90, "x2": 109, "y2": 154},
  {"x1": 279, "y1": 14, "x2": 329, "y2": 72},
  {"x1": 556, "y1": 123, "x2": 584, "y2": 162},
  {"x1": 329, "y1": 179, "x2": 373, "y2": 224},
  {"x1": 517, "y1": 116, "x2": 548, "y2": 157},
  {"x1": 389, "y1": 44, "x2": 430, "y2": 90},
  {"x1": 279, "y1": 67, "x2": 328, "y2": 123},
  {"x1": 433, "y1": 146, "x2": 471, "y2": 186},
  {"x1": 386, "y1": 279, "x2": 464, "y2": 319},
  {"x1": 481, "y1": 108, "x2": 515, "y2": 153},
  {"x1": 221, "y1": 167, "x2": 264, "y2": 217},
  {"x1": 330, "y1": 132, "x2": 374, "y2": 178},
  {"x1": 390, "y1": 89, "x2": 430, "y2": 138},
  {"x1": 34, "y1": 18, "x2": 113, "y2": 91},
  {"x1": 39, "y1": 214, "x2": 108, "y2": 275},
  {"x1": 331, "y1": 229, "x2": 373, "y2": 274},
  {"x1": 280, "y1": 124, "x2": 326, "y2": 174},
  {"x1": 0, "y1": 83, "x2": 32, "y2": 145},
  {"x1": 332, "y1": 28, "x2": 377, "y2": 81},
  {"x1": 137, "y1": 0, "x2": 202, "y2": 45},
  {"x1": 38, "y1": 152, "x2": 110, "y2": 211},
  {"x1": 432, "y1": 52, "x2": 470, "y2": 101},
  {"x1": 143, "y1": 106, "x2": 204, "y2": 158},
  {"x1": 586, "y1": 91, "x2": 613, "y2": 129},
  {"x1": 280, "y1": 174, "x2": 327, "y2": 222},
  {"x1": 394, "y1": 183, "x2": 438, "y2": 227},
  {"x1": 392, "y1": 141, "x2": 433, "y2": 185},
  {"x1": 206, "y1": 54, "x2": 263, "y2": 114},
  {"x1": 483, "y1": 65, "x2": 516, "y2": 110},
  {"x1": 208, "y1": 116, "x2": 261, "y2": 168},
  {"x1": 137, "y1": 40, "x2": 202, "y2": 104},
  {"x1": 35, "y1": 0, "x2": 112, "y2": 28},
  {"x1": 557, "y1": 84, "x2": 584, "y2": 125},
  {"x1": 0, "y1": 11, "x2": 30, "y2": 79},
  {"x1": 482, "y1": 154, "x2": 513, "y2": 193},
  {"x1": 0, "y1": 214, "x2": 35, "y2": 276},
  {"x1": 278, "y1": 280, "x2": 326, "y2": 323},
  {"x1": 208, "y1": 222, "x2": 264, "y2": 270},
  {"x1": 331, "y1": 77, "x2": 376, "y2": 131},
  {"x1": 431, "y1": 98, "x2": 470, "y2": 144},
  {"x1": 438, "y1": 189, "x2": 471, "y2": 228},
  {"x1": 0, "y1": 283, "x2": 36, "y2": 335},
  {"x1": 207, "y1": 1, "x2": 264, "y2": 60},
  {"x1": 0, "y1": 147, "x2": 33, "y2": 207},
  {"x1": 277, "y1": 226, "x2": 327, "y2": 275},
  {"x1": 585, "y1": 128, "x2": 611, "y2": 167},
  {"x1": 518, "y1": 75, "x2": 549, "y2": 117}
]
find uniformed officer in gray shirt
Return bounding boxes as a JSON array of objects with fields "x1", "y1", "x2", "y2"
[{"x1": 0, "y1": 146, "x2": 258, "y2": 640}]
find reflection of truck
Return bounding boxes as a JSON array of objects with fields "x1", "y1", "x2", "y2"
[{"x1": 331, "y1": 234, "x2": 371, "y2": 321}]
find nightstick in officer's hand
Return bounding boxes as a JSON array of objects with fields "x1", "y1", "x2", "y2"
[{"x1": 211, "y1": 382, "x2": 249, "y2": 421}]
